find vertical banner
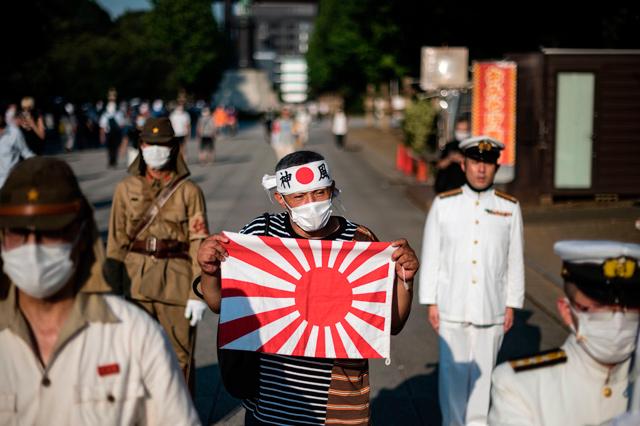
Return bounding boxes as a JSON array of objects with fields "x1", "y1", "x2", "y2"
[{"x1": 472, "y1": 62, "x2": 517, "y2": 168}]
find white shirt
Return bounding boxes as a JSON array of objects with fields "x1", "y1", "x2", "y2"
[
  {"x1": 489, "y1": 335, "x2": 630, "y2": 426},
  {"x1": 332, "y1": 113, "x2": 347, "y2": 135},
  {"x1": 170, "y1": 110, "x2": 191, "y2": 137},
  {"x1": 0, "y1": 289, "x2": 200, "y2": 426},
  {"x1": 0, "y1": 126, "x2": 34, "y2": 188},
  {"x1": 419, "y1": 184, "x2": 525, "y2": 324}
]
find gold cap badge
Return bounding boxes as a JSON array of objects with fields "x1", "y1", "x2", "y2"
[
  {"x1": 27, "y1": 188, "x2": 39, "y2": 202},
  {"x1": 152, "y1": 127, "x2": 159, "y2": 134},
  {"x1": 603, "y1": 257, "x2": 636, "y2": 279},
  {"x1": 478, "y1": 141, "x2": 493, "y2": 152}
]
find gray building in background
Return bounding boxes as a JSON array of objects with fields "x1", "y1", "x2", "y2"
[{"x1": 212, "y1": 0, "x2": 317, "y2": 108}]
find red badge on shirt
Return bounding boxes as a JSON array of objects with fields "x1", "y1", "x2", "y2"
[{"x1": 97, "y1": 363, "x2": 120, "y2": 376}]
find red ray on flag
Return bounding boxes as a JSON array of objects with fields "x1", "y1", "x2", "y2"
[{"x1": 219, "y1": 232, "x2": 396, "y2": 359}]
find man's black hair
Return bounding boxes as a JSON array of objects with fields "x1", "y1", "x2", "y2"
[{"x1": 275, "y1": 151, "x2": 325, "y2": 172}]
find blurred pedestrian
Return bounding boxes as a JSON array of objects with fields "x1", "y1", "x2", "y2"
[
  {"x1": 225, "y1": 105, "x2": 238, "y2": 136},
  {"x1": 332, "y1": 108, "x2": 348, "y2": 148},
  {"x1": 270, "y1": 107, "x2": 296, "y2": 160},
  {"x1": 170, "y1": 103, "x2": 191, "y2": 157},
  {"x1": 490, "y1": 240, "x2": 640, "y2": 426},
  {"x1": 434, "y1": 118, "x2": 470, "y2": 194},
  {"x1": 99, "y1": 101, "x2": 124, "y2": 169},
  {"x1": 16, "y1": 96, "x2": 45, "y2": 155},
  {"x1": 60, "y1": 103, "x2": 77, "y2": 153},
  {"x1": 294, "y1": 106, "x2": 310, "y2": 149},
  {"x1": 0, "y1": 104, "x2": 34, "y2": 188},
  {"x1": 213, "y1": 105, "x2": 227, "y2": 137},
  {"x1": 0, "y1": 157, "x2": 200, "y2": 425},
  {"x1": 420, "y1": 136, "x2": 525, "y2": 426},
  {"x1": 196, "y1": 150, "x2": 418, "y2": 425},
  {"x1": 104, "y1": 118, "x2": 209, "y2": 390},
  {"x1": 151, "y1": 99, "x2": 167, "y2": 118},
  {"x1": 124, "y1": 102, "x2": 149, "y2": 166},
  {"x1": 263, "y1": 107, "x2": 276, "y2": 143},
  {"x1": 4, "y1": 104, "x2": 17, "y2": 128},
  {"x1": 197, "y1": 106, "x2": 216, "y2": 164}
]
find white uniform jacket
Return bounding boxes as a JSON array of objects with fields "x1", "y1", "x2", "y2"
[
  {"x1": 419, "y1": 184, "x2": 525, "y2": 324},
  {"x1": 0, "y1": 287, "x2": 201, "y2": 426},
  {"x1": 489, "y1": 335, "x2": 630, "y2": 426}
]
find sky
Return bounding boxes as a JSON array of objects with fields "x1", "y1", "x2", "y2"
[
  {"x1": 95, "y1": 0, "x2": 151, "y2": 18},
  {"x1": 95, "y1": 0, "x2": 224, "y2": 25}
]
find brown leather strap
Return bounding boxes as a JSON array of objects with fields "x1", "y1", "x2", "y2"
[
  {"x1": 130, "y1": 238, "x2": 189, "y2": 253},
  {"x1": 126, "y1": 175, "x2": 189, "y2": 248},
  {"x1": 129, "y1": 248, "x2": 190, "y2": 260},
  {"x1": 0, "y1": 200, "x2": 82, "y2": 217}
]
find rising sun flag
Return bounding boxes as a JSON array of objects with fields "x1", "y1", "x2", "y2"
[{"x1": 218, "y1": 232, "x2": 396, "y2": 359}]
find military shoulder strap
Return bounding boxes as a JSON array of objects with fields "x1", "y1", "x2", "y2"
[
  {"x1": 127, "y1": 174, "x2": 189, "y2": 247},
  {"x1": 509, "y1": 348, "x2": 567, "y2": 373},
  {"x1": 438, "y1": 188, "x2": 463, "y2": 199},
  {"x1": 495, "y1": 190, "x2": 518, "y2": 204}
]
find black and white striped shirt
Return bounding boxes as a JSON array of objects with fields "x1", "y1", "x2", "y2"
[{"x1": 240, "y1": 212, "x2": 359, "y2": 425}]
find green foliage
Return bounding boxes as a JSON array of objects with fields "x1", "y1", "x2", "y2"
[
  {"x1": 147, "y1": 0, "x2": 227, "y2": 97},
  {"x1": 307, "y1": 0, "x2": 406, "y2": 109},
  {"x1": 2, "y1": 0, "x2": 228, "y2": 103},
  {"x1": 402, "y1": 99, "x2": 437, "y2": 155}
]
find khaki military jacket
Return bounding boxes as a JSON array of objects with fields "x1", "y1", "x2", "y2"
[{"x1": 106, "y1": 156, "x2": 208, "y2": 305}]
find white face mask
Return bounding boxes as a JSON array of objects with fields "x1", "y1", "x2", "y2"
[
  {"x1": 142, "y1": 145, "x2": 172, "y2": 169},
  {"x1": 455, "y1": 131, "x2": 470, "y2": 141},
  {"x1": 2, "y1": 243, "x2": 75, "y2": 299},
  {"x1": 286, "y1": 199, "x2": 333, "y2": 232},
  {"x1": 569, "y1": 301, "x2": 640, "y2": 364}
]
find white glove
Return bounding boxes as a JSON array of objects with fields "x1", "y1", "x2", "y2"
[{"x1": 184, "y1": 299, "x2": 208, "y2": 327}]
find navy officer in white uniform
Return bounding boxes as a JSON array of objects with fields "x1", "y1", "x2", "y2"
[
  {"x1": 490, "y1": 240, "x2": 640, "y2": 426},
  {"x1": 419, "y1": 135, "x2": 525, "y2": 426}
]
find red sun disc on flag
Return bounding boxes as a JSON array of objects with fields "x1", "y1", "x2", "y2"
[
  {"x1": 219, "y1": 233, "x2": 395, "y2": 359},
  {"x1": 295, "y1": 167, "x2": 314, "y2": 184}
]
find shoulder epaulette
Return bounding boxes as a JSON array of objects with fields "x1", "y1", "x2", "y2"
[
  {"x1": 438, "y1": 188, "x2": 463, "y2": 199},
  {"x1": 495, "y1": 190, "x2": 518, "y2": 204},
  {"x1": 509, "y1": 348, "x2": 567, "y2": 373}
]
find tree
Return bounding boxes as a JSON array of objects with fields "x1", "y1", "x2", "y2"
[
  {"x1": 307, "y1": 0, "x2": 405, "y2": 109},
  {"x1": 147, "y1": 0, "x2": 228, "y2": 98}
]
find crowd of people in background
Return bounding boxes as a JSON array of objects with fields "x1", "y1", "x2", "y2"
[{"x1": 0, "y1": 96, "x2": 246, "y2": 173}]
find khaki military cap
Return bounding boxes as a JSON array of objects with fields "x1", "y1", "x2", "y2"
[
  {"x1": 0, "y1": 157, "x2": 85, "y2": 230},
  {"x1": 140, "y1": 117, "x2": 175, "y2": 144}
]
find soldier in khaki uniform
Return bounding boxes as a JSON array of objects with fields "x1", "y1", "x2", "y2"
[
  {"x1": 105, "y1": 117, "x2": 209, "y2": 381},
  {"x1": 0, "y1": 157, "x2": 199, "y2": 425}
]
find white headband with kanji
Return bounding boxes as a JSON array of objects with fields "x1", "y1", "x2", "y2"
[{"x1": 262, "y1": 160, "x2": 334, "y2": 195}]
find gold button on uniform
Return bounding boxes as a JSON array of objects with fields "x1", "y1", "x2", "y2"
[
  {"x1": 475, "y1": 220, "x2": 479, "y2": 225},
  {"x1": 474, "y1": 240, "x2": 478, "y2": 245},
  {"x1": 472, "y1": 279, "x2": 477, "y2": 284},
  {"x1": 603, "y1": 387, "x2": 612, "y2": 398},
  {"x1": 472, "y1": 260, "x2": 477, "y2": 265},
  {"x1": 475, "y1": 201, "x2": 479, "y2": 206}
]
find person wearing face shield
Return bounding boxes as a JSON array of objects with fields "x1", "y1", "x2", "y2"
[
  {"x1": 104, "y1": 117, "x2": 209, "y2": 389},
  {"x1": 0, "y1": 157, "x2": 199, "y2": 425},
  {"x1": 489, "y1": 240, "x2": 640, "y2": 426},
  {"x1": 195, "y1": 151, "x2": 419, "y2": 425}
]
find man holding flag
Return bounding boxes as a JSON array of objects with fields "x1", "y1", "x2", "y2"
[{"x1": 196, "y1": 151, "x2": 419, "y2": 425}]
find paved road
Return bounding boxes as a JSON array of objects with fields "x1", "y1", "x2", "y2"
[{"x1": 62, "y1": 120, "x2": 568, "y2": 425}]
